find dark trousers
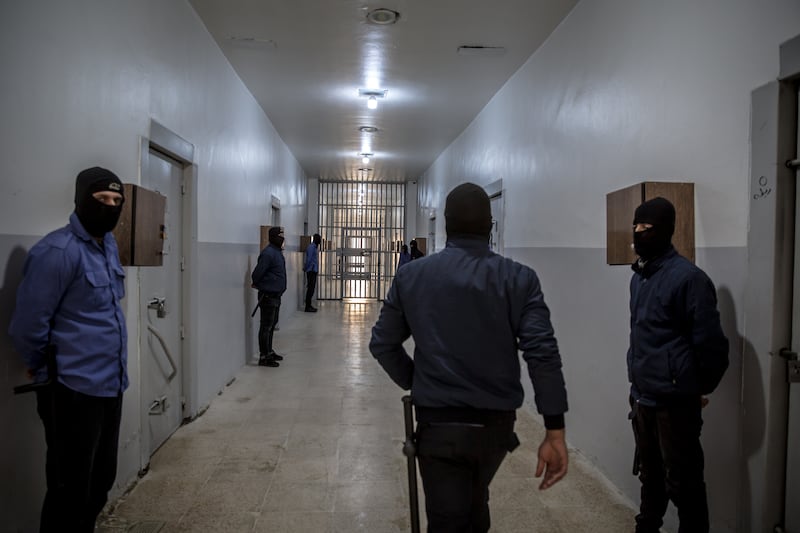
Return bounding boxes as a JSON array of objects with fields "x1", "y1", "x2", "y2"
[
  {"x1": 258, "y1": 292, "x2": 281, "y2": 356},
  {"x1": 36, "y1": 382, "x2": 123, "y2": 533},
  {"x1": 416, "y1": 419, "x2": 516, "y2": 533},
  {"x1": 305, "y1": 271, "x2": 318, "y2": 308},
  {"x1": 631, "y1": 398, "x2": 708, "y2": 533}
]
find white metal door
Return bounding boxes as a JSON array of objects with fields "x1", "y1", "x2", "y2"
[
  {"x1": 786, "y1": 83, "x2": 800, "y2": 533},
  {"x1": 141, "y1": 148, "x2": 184, "y2": 457},
  {"x1": 490, "y1": 193, "x2": 504, "y2": 255}
]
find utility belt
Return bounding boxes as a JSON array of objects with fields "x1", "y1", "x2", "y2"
[
  {"x1": 415, "y1": 405, "x2": 516, "y2": 427},
  {"x1": 259, "y1": 291, "x2": 282, "y2": 299}
]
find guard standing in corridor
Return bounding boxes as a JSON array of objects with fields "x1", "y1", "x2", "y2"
[
  {"x1": 370, "y1": 182, "x2": 569, "y2": 532},
  {"x1": 627, "y1": 197, "x2": 729, "y2": 533},
  {"x1": 9, "y1": 167, "x2": 128, "y2": 533},
  {"x1": 252, "y1": 226, "x2": 286, "y2": 367}
]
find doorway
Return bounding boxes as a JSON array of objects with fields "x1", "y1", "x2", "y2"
[
  {"x1": 140, "y1": 147, "x2": 185, "y2": 458},
  {"x1": 786, "y1": 75, "x2": 800, "y2": 533}
]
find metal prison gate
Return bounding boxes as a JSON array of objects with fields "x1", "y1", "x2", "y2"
[{"x1": 317, "y1": 182, "x2": 405, "y2": 301}]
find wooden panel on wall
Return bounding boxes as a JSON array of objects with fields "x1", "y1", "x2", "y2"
[
  {"x1": 644, "y1": 182, "x2": 695, "y2": 264},
  {"x1": 113, "y1": 184, "x2": 166, "y2": 266},
  {"x1": 260, "y1": 225, "x2": 271, "y2": 251},
  {"x1": 299, "y1": 235, "x2": 311, "y2": 253},
  {"x1": 606, "y1": 181, "x2": 695, "y2": 265},
  {"x1": 414, "y1": 237, "x2": 427, "y2": 255},
  {"x1": 606, "y1": 184, "x2": 643, "y2": 265}
]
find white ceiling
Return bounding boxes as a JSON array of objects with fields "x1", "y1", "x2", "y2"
[{"x1": 188, "y1": 0, "x2": 578, "y2": 182}]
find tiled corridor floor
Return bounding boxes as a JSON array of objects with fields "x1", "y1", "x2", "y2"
[{"x1": 99, "y1": 301, "x2": 637, "y2": 532}]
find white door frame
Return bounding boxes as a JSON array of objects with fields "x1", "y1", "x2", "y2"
[
  {"x1": 744, "y1": 33, "x2": 799, "y2": 533},
  {"x1": 136, "y1": 121, "x2": 198, "y2": 470}
]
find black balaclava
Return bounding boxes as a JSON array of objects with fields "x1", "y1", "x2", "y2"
[
  {"x1": 313, "y1": 233, "x2": 321, "y2": 245},
  {"x1": 74, "y1": 167, "x2": 125, "y2": 238},
  {"x1": 445, "y1": 182, "x2": 492, "y2": 239},
  {"x1": 632, "y1": 197, "x2": 675, "y2": 260},
  {"x1": 269, "y1": 227, "x2": 285, "y2": 248}
]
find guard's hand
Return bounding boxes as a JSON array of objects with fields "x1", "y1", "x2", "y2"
[
  {"x1": 536, "y1": 428, "x2": 568, "y2": 490},
  {"x1": 701, "y1": 396, "x2": 709, "y2": 408},
  {"x1": 26, "y1": 368, "x2": 35, "y2": 380}
]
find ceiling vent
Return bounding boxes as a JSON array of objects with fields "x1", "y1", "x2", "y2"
[
  {"x1": 457, "y1": 45, "x2": 506, "y2": 57},
  {"x1": 366, "y1": 8, "x2": 400, "y2": 25},
  {"x1": 225, "y1": 36, "x2": 277, "y2": 49}
]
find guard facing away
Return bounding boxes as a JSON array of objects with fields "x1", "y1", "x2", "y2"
[
  {"x1": 627, "y1": 197, "x2": 729, "y2": 533},
  {"x1": 9, "y1": 167, "x2": 128, "y2": 533},
  {"x1": 370, "y1": 182, "x2": 569, "y2": 532}
]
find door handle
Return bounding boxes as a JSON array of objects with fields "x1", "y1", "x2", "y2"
[{"x1": 147, "y1": 297, "x2": 166, "y2": 318}]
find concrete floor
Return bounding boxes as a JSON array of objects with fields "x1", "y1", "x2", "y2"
[{"x1": 99, "y1": 301, "x2": 638, "y2": 532}]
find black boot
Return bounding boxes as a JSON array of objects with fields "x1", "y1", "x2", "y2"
[{"x1": 258, "y1": 355, "x2": 279, "y2": 367}]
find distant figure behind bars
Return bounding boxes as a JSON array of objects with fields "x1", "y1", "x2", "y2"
[
  {"x1": 627, "y1": 197, "x2": 729, "y2": 533},
  {"x1": 9, "y1": 167, "x2": 128, "y2": 533},
  {"x1": 370, "y1": 182, "x2": 569, "y2": 532}
]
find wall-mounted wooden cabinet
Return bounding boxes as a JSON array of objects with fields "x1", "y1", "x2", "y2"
[
  {"x1": 113, "y1": 184, "x2": 166, "y2": 266},
  {"x1": 413, "y1": 237, "x2": 427, "y2": 255},
  {"x1": 606, "y1": 181, "x2": 694, "y2": 265}
]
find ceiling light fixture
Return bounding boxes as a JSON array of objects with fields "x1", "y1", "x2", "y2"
[
  {"x1": 360, "y1": 153, "x2": 373, "y2": 164},
  {"x1": 366, "y1": 8, "x2": 400, "y2": 25},
  {"x1": 358, "y1": 89, "x2": 387, "y2": 110},
  {"x1": 359, "y1": 126, "x2": 378, "y2": 133}
]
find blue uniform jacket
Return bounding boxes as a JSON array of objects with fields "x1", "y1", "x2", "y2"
[
  {"x1": 628, "y1": 247, "x2": 729, "y2": 406},
  {"x1": 370, "y1": 236, "x2": 568, "y2": 417},
  {"x1": 9, "y1": 213, "x2": 128, "y2": 397},
  {"x1": 304, "y1": 242, "x2": 318, "y2": 273}
]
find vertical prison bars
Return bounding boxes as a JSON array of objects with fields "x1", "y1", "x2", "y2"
[{"x1": 317, "y1": 181, "x2": 405, "y2": 300}]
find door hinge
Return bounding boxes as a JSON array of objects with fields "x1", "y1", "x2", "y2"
[
  {"x1": 181, "y1": 179, "x2": 186, "y2": 195},
  {"x1": 779, "y1": 349, "x2": 800, "y2": 383},
  {"x1": 180, "y1": 256, "x2": 185, "y2": 271},
  {"x1": 180, "y1": 324, "x2": 185, "y2": 340}
]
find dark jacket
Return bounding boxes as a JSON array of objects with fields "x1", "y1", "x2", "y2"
[
  {"x1": 252, "y1": 244, "x2": 286, "y2": 295},
  {"x1": 628, "y1": 247, "x2": 729, "y2": 406},
  {"x1": 370, "y1": 236, "x2": 567, "y2": 418}
]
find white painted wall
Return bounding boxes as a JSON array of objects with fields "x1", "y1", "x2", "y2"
[
  {"x1": 0, "y1": 1, "x2": 305, "y2": 529},
  {"x1": 418, "y1": 1, "x2": 800, "y2": 531}
]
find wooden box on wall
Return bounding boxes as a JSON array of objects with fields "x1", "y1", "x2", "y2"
[
  {"x1": 606, "y1": 182, "x2": 695, "y2": 265},
  {"x1": 260, "y1": 225, "x2": 272, "y2": 251},
  {"x1": 414, "y1": 237, "x2": 427, "y2": 255},
  {"x1": 113, "y1": 184, "x2": 166, "y2": 266},
  {"x1": 299, "y1": 235, "x2": 311, "y2": 253}
]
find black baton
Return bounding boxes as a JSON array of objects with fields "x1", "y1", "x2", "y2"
[
  {"x1": 14, "y1": 344, "x2": 57, "y2": 394},
  {"x1": 402, "y1": 395, "x2": 420, "y2": 533}
]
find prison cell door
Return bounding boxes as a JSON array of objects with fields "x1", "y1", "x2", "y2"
[{"x1": 140, "y1": 148, "x2": 184, "y2": 459}]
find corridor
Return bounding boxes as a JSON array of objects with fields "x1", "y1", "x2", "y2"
[{"x1": 98, "y1": 302, "x2": 637, "y2": 533}]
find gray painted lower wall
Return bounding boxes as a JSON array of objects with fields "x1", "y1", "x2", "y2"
[
  {"x1": 0, "y1": 234, "x2": 47, "y2": 533},
  {"x1": 194, "y1": 242, "x2": 305, "y2": 413},
  {"x1": 507, "y1": 245, "x2": 746, "y2": 533}
]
